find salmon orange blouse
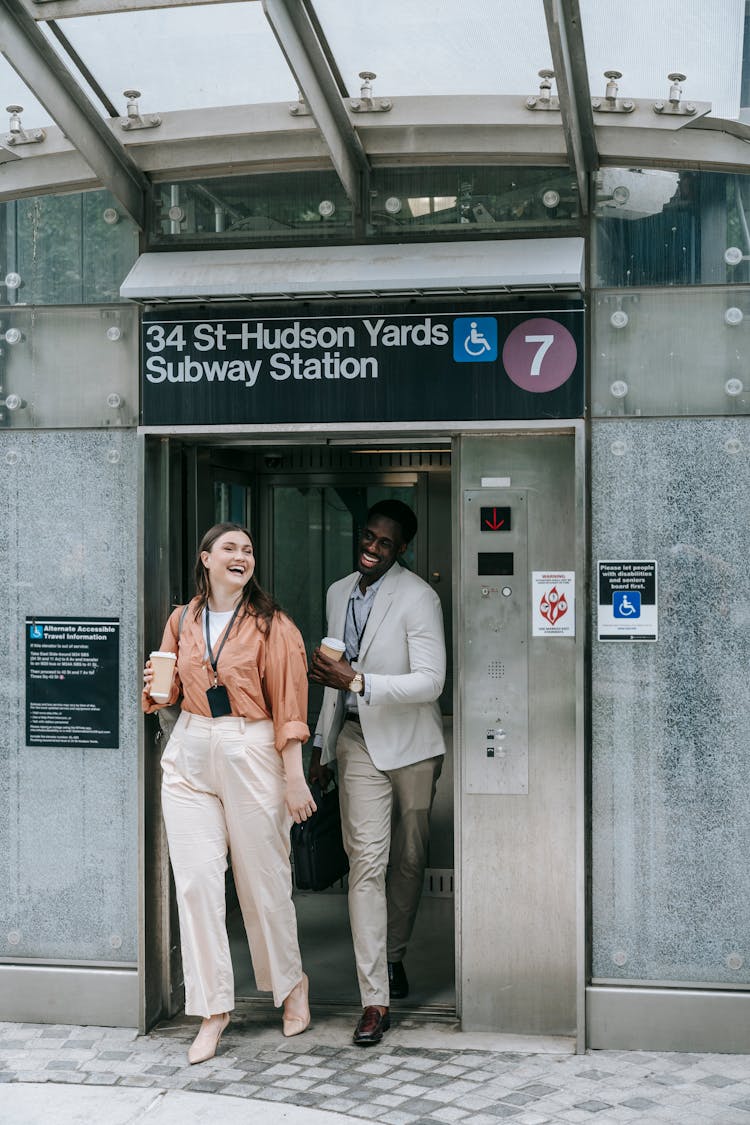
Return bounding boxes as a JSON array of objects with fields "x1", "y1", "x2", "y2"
[{"x1": 142, "y1": 599, "x2": 310, "y2": 751}]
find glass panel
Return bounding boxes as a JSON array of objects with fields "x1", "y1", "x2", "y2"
[
  {"x1": 315, "y1": 0, "x2": 550, "y2": 96},
  {"x1": 0, "y1": 56, "x2": 51, "y2": 129},
  {"x1": 370, "y1": 166, "x2": 579, "y2": 238},
  {"x1": 592, "y1": 418, "x2": 750, "y2": 986},
  {"x1": 57, "y1": 3, "x2": 295, "y2": 114},
  {"x1": 0, "y1": 429, "x2": 139, "y2": 962},
  {"x1": 592, "y1": 287, "x2": 750, "y2": 417},
  {"x1": 0, "y1": 305, "x2": 138, "y2": 429},
  {"x1": 214, "y1": 481, "x2": 251, "y2": 526},
  {"x1": 0, "y1": 189, "x2": 139, "y2": 305},
  {"x1": 271, "y1": 483, "x2": 416, "y2": 733},
  {"x1": 593, "y1": 169, "x2": 750, "y2": 288},
  {"x1": 150, "y1": 172, "x2": 353, "y2": 246},
  {"x1": 580, "y1": 0, "x2": 744, "y2": 120}
]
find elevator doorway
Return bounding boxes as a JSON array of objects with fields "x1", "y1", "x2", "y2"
[
  {"x1": 143, "y1": 428, "x2": 583, "y2": 1038},
  {"x1": 195, "y1": 441, "x2": 455, "y2": 1016}
]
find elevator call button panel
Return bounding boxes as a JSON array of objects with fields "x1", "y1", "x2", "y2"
[{"x1": 462, "y1": 490, "x2": 529, "y2": 795}]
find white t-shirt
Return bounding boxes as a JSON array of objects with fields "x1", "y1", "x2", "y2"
[{"x1": 202, "y1": 608, "x2": 234, "y2": 659}]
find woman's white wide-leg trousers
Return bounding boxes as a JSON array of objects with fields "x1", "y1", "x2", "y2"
[{"x1": 161, "y1": 712, "x2": 302, "y2": 1016}]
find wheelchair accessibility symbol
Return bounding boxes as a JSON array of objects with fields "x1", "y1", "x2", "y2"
[
  {"x1": 453, "y1": 317, "x2": 498, "y2": 363},
  {"x1": 29, "y1": 624, "x2": 44, "y2": 640},
  {"x1": 613, "y1": 591, "x2": 640, "y2": 619}
]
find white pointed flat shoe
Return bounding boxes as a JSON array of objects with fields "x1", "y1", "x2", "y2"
[{"x1": 187, "y1": 1012, "x2": 230, "y2": 1065}]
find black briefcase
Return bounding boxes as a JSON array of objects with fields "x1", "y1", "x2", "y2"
[{"x1": 291, "y1": 781, "x2": 349, "y2": 892}]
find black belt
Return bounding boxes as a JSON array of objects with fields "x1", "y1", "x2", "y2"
[{"x1": 345, "y1": 711, "x2": 361, "y2": 725}]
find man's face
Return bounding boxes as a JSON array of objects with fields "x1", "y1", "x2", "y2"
[{"x1": 357, "y1": 516, "x2": 406, "y2": 584}]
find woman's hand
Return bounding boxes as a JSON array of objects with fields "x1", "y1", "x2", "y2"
[
  {"x1": 142, "y1": 660, "x2": 154, "y2": 697},
  {"x1": 285, "y1": 777, "x2": 317, "y2": 824},
  {"x1": 280, "y1": 739, "x2": 318, "y2": 823}
]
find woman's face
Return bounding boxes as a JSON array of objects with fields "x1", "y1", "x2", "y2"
[{"x1": 201, "y1": 530, "x2": 255, "y2": 593}]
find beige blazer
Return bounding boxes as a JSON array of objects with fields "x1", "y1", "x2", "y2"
[{"x1": 315, "y1": 562, "x2": 446, "y2": 771}]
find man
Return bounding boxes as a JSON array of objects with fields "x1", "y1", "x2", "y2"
[{"x1": 309, "y1": 499, "x2": 446, "y2": 1046}]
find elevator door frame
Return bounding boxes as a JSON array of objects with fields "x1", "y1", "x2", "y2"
[{"x1": 141, "y1": 422, "x2": 585, "y2": 1046}]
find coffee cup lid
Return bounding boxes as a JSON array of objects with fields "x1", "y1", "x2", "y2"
[
  {"x1": 321, "y1": 637, "x2": 346, "y2": 651},
  {"x1": 150, "y1": 651, "x2": 177, "y2": 660}
]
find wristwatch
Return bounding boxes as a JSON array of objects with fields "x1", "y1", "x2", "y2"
[{"x1": 348, "y1": 672, "x2": 364, "y2": 695}]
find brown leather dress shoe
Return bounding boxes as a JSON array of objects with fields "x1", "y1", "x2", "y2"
[{"x1": 353, "y1": 1005, "x2": 390, "y2": 1046}]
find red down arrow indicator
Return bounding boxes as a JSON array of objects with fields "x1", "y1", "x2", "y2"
[{"x1": 480, "y1": 506, "x2": 511, "y2": 531}]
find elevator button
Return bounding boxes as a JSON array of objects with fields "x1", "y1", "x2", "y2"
[{"x1": 502, "y1": 586, "x2": 512, "y2": 597}]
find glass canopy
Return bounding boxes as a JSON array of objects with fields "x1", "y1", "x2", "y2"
[
  {"x1": 2, "y1": 0, "x2": 745, "y2": 135},
  {"x1": 48, "y1": 2, "x2": 295, "y2": 115},
  {"x1": 579, "y1": 0, "x2": 744, "y2": 121},
  {"x1": 313, "y1": 0, "x2": 552, "y2": 97}
]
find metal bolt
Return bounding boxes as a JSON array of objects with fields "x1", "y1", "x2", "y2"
[
  {"x1": 685, "y1": 102, "x2": 696, "y2": 114},
  {"x1": 604, "y1": 70, "x2": 622, "y2": 100},
  {"x1": 668, "y1": 72, "x2": 686, "y2": 104},
  {"x1": 526, "y1": 95, "x2": 537, "y2": 107},
  {"x1": 6, "y1": 105, "x2": 22, "y2": 133},
  {"x1": 123, "y1": 90, "x2": 142, "y2": 119},
  {"x1": 654, "y1": 100, "x2": 665, "y2": 112},
  {"x1": 359, "y1": 70, "x2": 376, "y2": 100},
  {"x1": 592, "y1": 99, "x2": 601, "y2": 109},
  {"x1": 538, "y1": 68, "x2": 554, "y2": 102},
  {"x1": 622, "y1": 99, "x2": 634, "y2": 111}
]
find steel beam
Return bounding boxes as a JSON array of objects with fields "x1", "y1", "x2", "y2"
[
  {"x1": 24, "y1": 0, "x2": 240, "y2": 17},
  {"x1": 262, "y1": 0, "x2": 369, "y2": 212},
  {"x1": 543, "y1": 0, "x2": 597, "y2": 214},
  {"x1": 0, "y1": 0, "x2": 148, "y2": 226}
]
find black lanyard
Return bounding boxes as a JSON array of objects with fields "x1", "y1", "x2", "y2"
[
  {"x1": 204, "y1": 604, "x2": 241, "y2": 687},
  {"x1": 346, "y1": 591, "x2": 369, "y2": 661}
]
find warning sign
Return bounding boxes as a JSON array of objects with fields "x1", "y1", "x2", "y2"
[
  {"x1": 598, "y1": 561, "x2": 658, "y2": 641},
  {"x1": 532, "y1": 572, "x2": 575, "y2": 637}
]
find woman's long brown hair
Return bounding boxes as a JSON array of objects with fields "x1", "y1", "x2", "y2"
[{"x1": 192, "y1": 522, "x2": 280, "y2": 634}]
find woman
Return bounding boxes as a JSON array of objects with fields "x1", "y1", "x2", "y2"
[{"x1": 142, "y1": 522, "x2": 316, "y2": 1065}]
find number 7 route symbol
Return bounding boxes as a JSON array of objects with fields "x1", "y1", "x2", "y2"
[{"x1": 524, "y1": 334, "x2": 554, "y2": 377}]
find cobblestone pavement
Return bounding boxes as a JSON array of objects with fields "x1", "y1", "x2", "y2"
[{"x1": 3, "y1": 1010, "x2": 750, "y2": 1124}]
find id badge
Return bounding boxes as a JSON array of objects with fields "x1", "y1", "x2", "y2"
[{"x1": 206, "y1": 684, "x2": 232, "y2": 717}]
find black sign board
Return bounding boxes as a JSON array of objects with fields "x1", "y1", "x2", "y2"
[
  {"x1": 141, "y1": 299, "x2": 584, "y2": 427},
  {"x1": 26, "y1": 617, "x2": 120, "y2": 748},
  {"x1": 597, "y1": 561, "x2": 658, "y2": 642}
]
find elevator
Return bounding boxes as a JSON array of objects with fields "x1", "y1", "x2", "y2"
[{"x1": 143, "y1": 426, "x2": 583, "y2": 1040}]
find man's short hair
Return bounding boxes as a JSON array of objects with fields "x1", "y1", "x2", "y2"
[{"x1": 367, "y1": 499, "x2": 418, "y2": 545}]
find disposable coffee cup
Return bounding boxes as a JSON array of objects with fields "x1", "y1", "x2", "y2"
[
  {"x1": 149, "y1": 651, "x2": 177, "y2": 700},
  {"x1": 320, "y1": 637, "x2": 346, "y2": 662}
]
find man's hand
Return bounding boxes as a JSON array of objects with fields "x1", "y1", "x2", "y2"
[
  {"x1": 308, "y1": 746, "x2": 333, "y2": 789},
  {"x1": 309, "y1": 646, "x2": 356, "y2": 691}
]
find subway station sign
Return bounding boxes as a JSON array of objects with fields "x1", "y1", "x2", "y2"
[{"x1": 141, "y1": 300, "x2": 584, "y2": 426}]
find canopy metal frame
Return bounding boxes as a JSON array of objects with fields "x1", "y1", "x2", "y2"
[
  {"x1": 4, "y1": 0, "x2": 748, "y2": 226},
  {"x1": 0, "y1": 0, "x2": 149, "y2": 225}
]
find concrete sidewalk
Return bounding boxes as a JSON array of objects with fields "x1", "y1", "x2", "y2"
[
  {"x1": 3, "y1": 1083, "x2": 362, "y2": 1124},
  {"x1": 4, "y1": 1009, "x2": 750, "y2": 1123}
]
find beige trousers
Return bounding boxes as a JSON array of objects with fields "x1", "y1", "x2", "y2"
[
  {"x1": 337, "y1": 720, "x2": 443, "y2": 1007},
  {"x1": 161, "y1": 712, "x2": 302, "y2": 1016}
]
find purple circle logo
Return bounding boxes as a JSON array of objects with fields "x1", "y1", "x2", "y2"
[{"x1": 502, "y1": 318, "x2": 577, "y2": 393}]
